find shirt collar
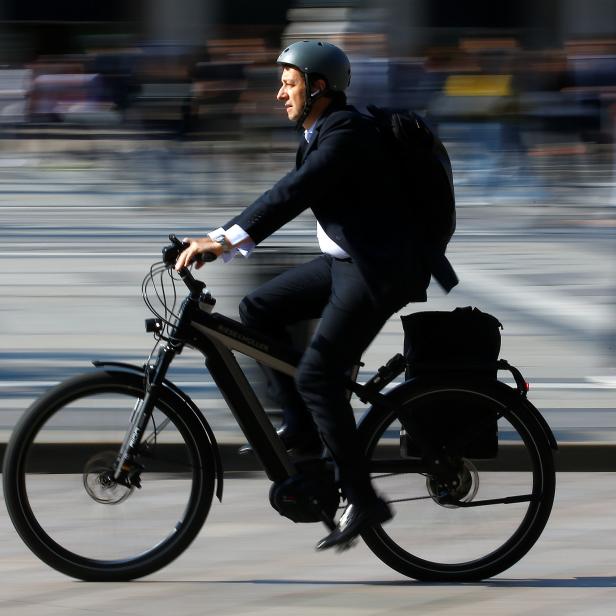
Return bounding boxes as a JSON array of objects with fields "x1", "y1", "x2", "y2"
[{"x1": 303, "y1": 116, "x2": 321, "y2": 143}]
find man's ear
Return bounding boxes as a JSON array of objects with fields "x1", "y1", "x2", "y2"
[{"x1": 311, "y1": 78, "x2": 327, "y2": 96}]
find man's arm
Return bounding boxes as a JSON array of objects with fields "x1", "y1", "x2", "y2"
[
  {"x1": 176, "y1": 111, "x2": 367, "y2": 269},
  {"x1": 226, "y1": 112, "x2": 364, "y2": 244}
]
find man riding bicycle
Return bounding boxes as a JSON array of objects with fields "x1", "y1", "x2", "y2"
[{"x1": 176, "y1": 40, "x2": 457, "y2": 550}]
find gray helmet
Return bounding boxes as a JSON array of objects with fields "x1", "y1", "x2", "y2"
[{"x1": 277, "y1": 40, "x2": 351, "y2": 91}]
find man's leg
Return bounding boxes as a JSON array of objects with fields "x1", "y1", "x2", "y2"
[
  {"x1": 239, "y1": 255, "x2": 332, "y2": 434},
  {"x1": 295, "y1": 259, "x2": 395, "y2": 507}
]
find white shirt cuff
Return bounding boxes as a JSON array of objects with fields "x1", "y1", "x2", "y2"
[{"x1": 208, "y1": 225, "x2": 255, "y2": 262}]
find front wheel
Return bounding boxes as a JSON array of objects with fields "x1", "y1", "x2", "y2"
[
  {"x1": 359, "y1": 384, "x2": 556, "y2": 582},
  {"x1": 3, "y1": 370, "x2": 216, "y2": 581}
]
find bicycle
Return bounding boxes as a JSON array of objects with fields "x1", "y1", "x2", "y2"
[{"x1": 2, "y1": 235, "x2": 557, "y2": 582}]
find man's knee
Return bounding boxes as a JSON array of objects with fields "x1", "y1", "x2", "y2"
[
  {"x1": 238, "y1": 294, "x2": 263, "y2": 327},
  {"x1": 295, "y1": 360, "x2": 321, "y2": 402}
]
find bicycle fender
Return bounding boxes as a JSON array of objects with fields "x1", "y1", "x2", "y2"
[
  {"x1": 92, "y1": 360, "x2": 224, "y2": 501},
  {"x1": 357, "y1": 376, "x2": 558, "y2": 451},
  {"x1": 495, "y1": 382, "x2": 558, "y2": 451},
  {"x1": 475, "y1": 379, "x2": 557, "y2": 451}
]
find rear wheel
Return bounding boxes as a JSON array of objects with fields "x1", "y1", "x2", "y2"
[
  {"x1": 359, "y1": 385, "x2": 555, "y2": 581},
  {"x1": 3, "y1": 370, "x2": 216, "y2": 581}
]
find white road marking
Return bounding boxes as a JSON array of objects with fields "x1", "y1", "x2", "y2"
[
  {"x1": 456, "y1": 264, "x2": 613, "y2": 335},
  {"x1": 0, "y1": 252, "x2": 155, "y2": 257}
]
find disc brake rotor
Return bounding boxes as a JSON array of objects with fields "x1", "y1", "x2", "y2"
[
  {"x1": 83, "y1": 451, "x2": 135, "y2": 505},
  {"x1": 426, "y1": 458, "x2": 480, "y2": 509}
]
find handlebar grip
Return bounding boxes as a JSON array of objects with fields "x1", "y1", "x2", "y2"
[{"x1": 163, "y1": 233, "x2": 218, "y2": 266}]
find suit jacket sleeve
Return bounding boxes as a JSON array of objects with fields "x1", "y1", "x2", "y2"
[{"x1": 224, "y1": 113, "x2": 361, "y2": 244}]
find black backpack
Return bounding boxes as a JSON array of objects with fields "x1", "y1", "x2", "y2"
[{"x1": 367, "y1": 105, "x2": 456, "y2": 252}]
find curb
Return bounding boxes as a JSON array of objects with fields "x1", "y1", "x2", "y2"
[{"x1": 1, "y1": 442, "x2": 615, "y2": 473}]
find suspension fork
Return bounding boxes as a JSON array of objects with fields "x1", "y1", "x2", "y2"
[{"x1": 113, "y1": 343, "x2": 178, "y2": 480}]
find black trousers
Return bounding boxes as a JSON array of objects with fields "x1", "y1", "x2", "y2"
[{"x1": 239, "y1": 254, "x2": 396, "y2": 506}]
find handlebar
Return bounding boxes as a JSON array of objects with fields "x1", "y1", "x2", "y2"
[
  {"x1": 162, "y1": 234, "x2": 215, "y2": 299},
  {"x1": 176, "y1": 267, "x2": 206, "y2": 298}
]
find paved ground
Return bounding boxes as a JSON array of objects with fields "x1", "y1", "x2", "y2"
[{"x1": 1, "y1": 472, "x2": 616, "y2": 615}]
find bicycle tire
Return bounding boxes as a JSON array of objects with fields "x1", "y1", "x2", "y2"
[
  {"x1": 358, "y1": 382, "x2": 555, "y2": 582},
  {"x1": 3, "y1": 370, "x2": 216, "y2": 581}
]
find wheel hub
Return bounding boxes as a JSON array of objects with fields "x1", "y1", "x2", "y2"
[
  {"x1": 426, "y1": 458, "x2": 479, "y2": 508},
  {"x1": 83, "y1": 451, "x2": 135, "y2": 505}
]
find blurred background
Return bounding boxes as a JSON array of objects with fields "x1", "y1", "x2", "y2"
[{"x1": 0, "y1": 0, "x2": 614, "y2": 449}]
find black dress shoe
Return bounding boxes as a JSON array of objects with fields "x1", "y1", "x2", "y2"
[
  {"x1": 315, "y1": 498, "x2": 393, "y2": 551},
  {"x1": 238, "y1": 425, "x2": 322, "y2": 456}
]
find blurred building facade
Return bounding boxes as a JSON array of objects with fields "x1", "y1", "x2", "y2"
[
  {"x1": 2, "y1": 1, "x2": 616, "y2": 60},
  {"x1": 1, "y1": 0, "x2": 615, "y2": 191},
  {"x1": 0, "y1": 1, "x2": 613, "y2": 375}
]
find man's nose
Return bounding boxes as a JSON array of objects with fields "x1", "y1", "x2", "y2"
[{"x1": 276, "y1": 86, "x2": 287, "y2": 101}]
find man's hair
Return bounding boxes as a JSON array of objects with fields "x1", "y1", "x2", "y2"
[
  {"x1": 309, "y1": 72, "x2": 347, "y2": 104},
  {"x1": 328, "y1": 90, "x2": 347, "y2": 105}
]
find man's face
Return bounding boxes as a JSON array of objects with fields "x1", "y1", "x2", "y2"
[{"x1": 277, "y1": 66, "x2": 306, "y2": 122}]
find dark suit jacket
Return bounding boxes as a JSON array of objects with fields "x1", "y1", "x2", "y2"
[{"x1": 225, "y1": 101, "x2": 457, "y2": 312}]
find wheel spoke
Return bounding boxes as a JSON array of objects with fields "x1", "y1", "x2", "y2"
[
  {"x1": 143, "y1": 416, "x2": 173, "y2": 447},
  {"x1": 386, "y1": 495, "x2": 435, "y2": 504},
  {"x1": 137, "y1": 445, "x2": 196, "y2": 471},
  {"x1": 450, "y1": 493, "x2": 536, "y2": 507},
  {"x1": 369, "y1": 459, "x2": 427, "y2": 473}
]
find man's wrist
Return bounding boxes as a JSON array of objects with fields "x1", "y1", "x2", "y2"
[
  {"x1": 207, "y1": 227, "x2": 230, "y2": 253},
  {"x1": 207, "y1": 224, "x2": 253, "y2": 258},
  {"x1": 212, "y1": 234, "x2": 230, "y2": 253}
]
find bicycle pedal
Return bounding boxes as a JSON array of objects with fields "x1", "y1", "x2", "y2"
[{"x1": 237, "y1": 443, "x2": 254, "y2": 456}]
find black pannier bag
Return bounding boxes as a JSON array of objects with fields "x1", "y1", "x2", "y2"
[{"x1": 399, "y1": 307, "x2": 503, "y2": 459}]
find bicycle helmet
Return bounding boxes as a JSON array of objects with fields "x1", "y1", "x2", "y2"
[{"x1": 277, "y1": 40, "x2": 351, "y2": 128}]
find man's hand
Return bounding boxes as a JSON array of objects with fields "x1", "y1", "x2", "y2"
[{"x1": 175, "y1": 236, "x2": 224, "y2": 271}]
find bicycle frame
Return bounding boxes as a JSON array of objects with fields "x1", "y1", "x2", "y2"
[
  {"x1": 124, "y1": 287, "x2": 316, "y2": 483},
  {"x1": 124, "y1": 287, "x2": 458, "y2": 486}
]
